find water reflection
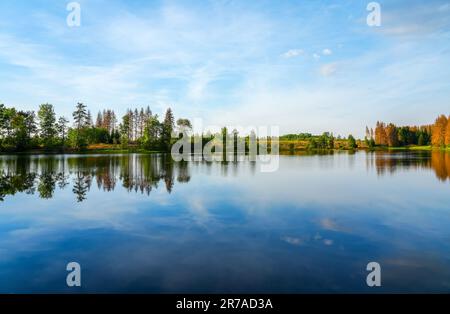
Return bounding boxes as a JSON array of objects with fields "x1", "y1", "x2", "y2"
[
  {"x1": 368, "y1": 151, "x2": 450, "y2": 181},
  {"x1": 1, "y1": 151, "x2": 449, "y2": 202},
  {"x1": 0, "y1": 152, "x2": 450, "y2": 293},
  {"x1": 0, "y1": 154, "x2": 190, "y2": 202}
]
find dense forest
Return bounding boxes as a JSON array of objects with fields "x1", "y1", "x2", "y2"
[
  {"x1": 280, "y1": 114, "x2": 450, "y2": 151},
  {"x1": 367, "y1": 114, "x2": 450, "y2": 148},
  {"x1": 0, "y1": 102, "x2": 186, "y2": 152},
  {"x1": 0, "y1": 102, "x2": 449, "y2": 153}
]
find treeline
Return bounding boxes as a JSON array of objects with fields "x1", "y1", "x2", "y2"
[
  {"x1": 0, "y1": 102, "x2": 188, "y2": 152},
  {"x1": 369, "y1": 114, "x2": 450, "y2": 148},
  {"x1": 280, "y1": 133, "x2": 313, "y2": 141},
  {"x1": 279, "y1": 132, "x2": 357, "y2": 150}
]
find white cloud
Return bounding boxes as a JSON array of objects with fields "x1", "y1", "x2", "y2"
[
  {"x1": 322, "y1": 48, "x2": 332, "y2": 55},
  {"x1": 281, "y1": 49, "x2": 304, "y2": 58},
  {"x1": 1, "y1": 0, "x2": 450, "y2": 138},
  {"x1": 320, "y1": 63, "x2": 337, "y2": 76}
]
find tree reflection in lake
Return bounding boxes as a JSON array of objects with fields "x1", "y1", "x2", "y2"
[
  {"x1": 0, "y1": 151, "x2": 449, "y2": 293},
  {"x1": 368, "y1": 151, "x2": 450, "y2": 181},
  {"x1": 1, "y1": 151, "x2": 448, "y2": 203},
  {"x1": 0, "y1": 154, "x2": 191, "y2": 202}
]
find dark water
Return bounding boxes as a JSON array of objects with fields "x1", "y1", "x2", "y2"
[{"x1": 0, "y1": 151, "x2": 449, "y2": 293}]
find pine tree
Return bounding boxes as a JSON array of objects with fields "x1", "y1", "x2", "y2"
[
  {"x1": 161, "y1": 108, "x2": 175, "y2": 151},
  {"x1": 96, "y1": 111, "x2": 103, "y2": 128},
  {"x1": 57, "y1": 116, "x2": 69, "y2": 146},
  {"x1": 73, "y1": 102, "x2": 88, "y2": 131},
  {"x1": 38, "y1": 103, "x2": 57, "y2": 147},
  {"x1": 134, "y1": 108, "x2": 139, "y2": 141},
  {"x1": 72, "y1": 102, "x2": 88, "y2": 149},
  {"x1": 139, "y1": 108, "x2": 145, "y2": 139},
  {"x1": 86, "y1": 110, "x2": 93, "y2": 127}
]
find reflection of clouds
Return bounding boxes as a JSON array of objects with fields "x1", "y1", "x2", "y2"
[
  {"x1": 187, "y1": 196, "x2": 211, "y2": 226},
  {"x1": 281, "y1": 236, "x2": 304, "y2": 246},
  {"x1": 0, "y1": 188, "x2": 179, "y2": 264},
  {"x1": 323, "y1": 239, "x2": 333, "y2": 246},
  {"x1": 281, "y1": 234, "x2": 334, "y2": 247},
  {"x1": 1, "y1": 153, "x2": 450, "y2": 292},
  {"x1": 319, "y1": 218, "x2": 348, "y2": 233}
]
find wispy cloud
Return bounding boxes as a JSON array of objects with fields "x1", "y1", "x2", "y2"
[
  {"x1": 0, "y1": 0, "x2": 449, "y2": 136},
  {"x1": 281, "y1": 49, "x2": 304, "y2": 58},
  {"x1": 320, "y1": 63, "x2": 337, "y2": 76}
]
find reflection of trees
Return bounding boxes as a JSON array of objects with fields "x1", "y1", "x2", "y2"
[
  {"x1": 38, "y1": 173, "x2": 57, "y2": 199},
  {"x1": 177, "y1": 161, "x2": 191, "y2": 183},
  {"x1": 370, "y1": 151, "x2": 450, "y2": 181},
  {"x1": 0, "y1": 172, "x2": 36, "y2": 201},
  {"x1": 162, "y1": 155, "x2": 174, "y2": 193},
  {"x1": 73, "y1": 172, "x2": 91, "y2": 202},
  {"x1": 0, "y1": 154, "x2": 192, "y2": 202},
  {"x1": 431, "y1": 151, "x2": 450, "y2": 181}
]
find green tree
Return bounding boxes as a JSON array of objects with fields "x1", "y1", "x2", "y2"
[
  {"x1": 73, "y1": 102, "x2": 88, "y2": 130},
  {"x1": 161, "y1": 108, "x2": 174, "y2": 152},
  {"x1": 119, "y1": 113, "x2": 131, "y2": 147},
  {"x1": 176, "y1": 118, "x2": 192, "y2": 129},
  {"x1": 11, "y1": 112, "x2": 30, "y2": 150},
  {"x1": 24, "y1": 111, "x2": 37, "y2": 139},
  {"x1": 0, "y1": 104, "x2": 6, "y2": 138},
  {"x1": 38, "y1": 103, "x2": 57, "y2": 148},
  {"x1": 142, "y1": 115, "x2": 162, "y2": 150},
  {"x1": 0, "y1": 106, "x2": 16, "y2": 139},
  {"x1": 348, "y1": 134, "x2": 357, "y2": 149},
  {"x1": 57, "y1": 116, "x2": 69, "y2": 147},
  {"x1": 307, "y1": 138, "x2": 318, "y2": 149},
  {"x1": 418, "y1": 133, "x2": 425, "y2": 146},
  {"x1": 72, "y1": 102, "x2": 88, "y2": 149}
]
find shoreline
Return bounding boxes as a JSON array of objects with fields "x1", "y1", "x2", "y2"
[{"x1": 1, "y1": 145, "x2": 449, "y2": 155}]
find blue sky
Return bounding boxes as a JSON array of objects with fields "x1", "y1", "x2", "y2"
[{"x1": 0, "y1": 0, "x2": 449, "y2": 137}]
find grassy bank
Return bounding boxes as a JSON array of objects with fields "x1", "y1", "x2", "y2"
[
  {"x1": 2, "y1": 142, "x2": 449, "y2": 155},
  {"x1": 381, "y1": 145, "x2": 449, "y2": 151},
  {"x1": 0, "y1": 143, "x2": 163, "y2": 155}
]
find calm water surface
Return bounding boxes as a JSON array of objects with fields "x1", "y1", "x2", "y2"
[{"x1": 0, "y1": 151, "x2": 449, "y2": 293}]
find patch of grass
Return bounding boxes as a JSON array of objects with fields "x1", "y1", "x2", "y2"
[{"x1": 386, "y1": 145, "x2": 443, "y2": 151}]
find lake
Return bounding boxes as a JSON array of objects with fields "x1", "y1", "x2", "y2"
[{"x1": 0, "y1": 151, "x2": 449, "y2": 293}]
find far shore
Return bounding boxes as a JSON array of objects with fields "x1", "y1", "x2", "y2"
[{"x1": 1, "y1": 143, "x2": 449, "y2": 155}]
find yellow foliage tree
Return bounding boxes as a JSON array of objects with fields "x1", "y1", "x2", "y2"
[{"x1": 431, "y1": 115, "x2": 448, "y2": 147}]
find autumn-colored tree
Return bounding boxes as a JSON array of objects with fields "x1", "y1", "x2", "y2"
[
  {"x1": 375, "y1": 121, "x2": 388, "y2": 146},
  {"x1": 445, "y1": 116, "x2": 450, "y2": 146},
  {"x1": 385, "y1": 123, "x2": 399, "y2": 147},
  {"x1": 431, "y1": 115, "x2": 448, "y2": 147}
]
